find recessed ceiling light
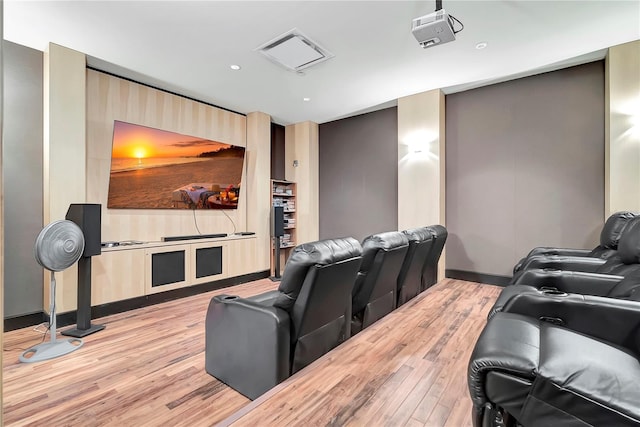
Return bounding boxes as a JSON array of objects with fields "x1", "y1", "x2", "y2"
[
  {"x1": 230, "y1": 64, "x2": 241, "y2": 71},
  {"x1": 303, "y1": 97, "x2": 311, "y2": 102},
  {"x1": 475, "y1": 42, "x2": 488, "y2": 50}
]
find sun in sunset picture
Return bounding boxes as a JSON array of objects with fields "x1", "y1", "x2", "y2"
[{"x1": 107, "y1": 121, "x2": 245, "y2": 210}]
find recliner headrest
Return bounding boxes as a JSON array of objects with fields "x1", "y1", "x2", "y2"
[
  {"x1": 617, "y1": 217, "x2": 640, "y2": 264},
  {"x1": 403, "y1": 227, "x2": 434, "y2": 243},
  {"x1": 363, "y1": 231, "x2": 410, "y2": 251},
  {"x1": 600, "y1": 211, "x2": 636, "y2": 249},
  {"x1": 358, "y1": 231, "x2": 410, "y2": 275},
  {"x1": 274, "y1": 237, "x2": 362, "y2": 311},
  {"x1": 426, "y1": 224, "x2": 448, "y2": 241}
]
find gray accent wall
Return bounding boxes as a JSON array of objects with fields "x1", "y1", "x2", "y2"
[
  {"x1": 319, "y1": 107, "x2": 398, "y2": 242},
  {"x1": 445, "y1": 61, "x2": 605, "y2": 278},
  {"x1": 3, "y1": 41, "x2": 44, "y2": 317}
]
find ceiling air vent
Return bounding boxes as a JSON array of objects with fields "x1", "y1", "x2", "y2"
[{"x1": 257, "y1": 29, "x2": 334, "y2": 72}]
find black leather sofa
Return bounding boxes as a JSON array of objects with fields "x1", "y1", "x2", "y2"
[
  {"x1": 396, "y1": 227, "x2": 435, "y2": 307},
  {"x1": 205, "y1": 237, "x2": 362, "y2": 399},
  {"x1": 512, "y1": 211, "x2": 635, "y2": 274},
  {"x1": 351, "y1": 231, "x2": 409, "y2": 334},
  {"x1": 468, "y1": 297, "x2": 640, "y2": 427}
]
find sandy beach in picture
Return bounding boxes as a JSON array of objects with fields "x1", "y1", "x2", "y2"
[{"x1": 108, "y1": 157, "x2": 244, "y2": 209}]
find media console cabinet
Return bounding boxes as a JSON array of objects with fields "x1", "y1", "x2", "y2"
[{"x1": 91, "y1": 235, "x2": 258, "y2": 306}]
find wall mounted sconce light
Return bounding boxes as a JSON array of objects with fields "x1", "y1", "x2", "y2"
[{"x1": 403, "y1": 129, "x2": 438, "y2": 157}]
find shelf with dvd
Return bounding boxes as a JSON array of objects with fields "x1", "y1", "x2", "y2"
[{"x1": 271, "y1": 180, "x2": 297, "y2": 276}]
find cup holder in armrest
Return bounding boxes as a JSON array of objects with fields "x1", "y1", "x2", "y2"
[{"x1": 539, "y1": 287, "x2": 568, "y2": 296}]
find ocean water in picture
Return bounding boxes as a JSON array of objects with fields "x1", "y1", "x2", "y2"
[{"x1": 110, "y1": 157, "x2": 210, "y2": 173}]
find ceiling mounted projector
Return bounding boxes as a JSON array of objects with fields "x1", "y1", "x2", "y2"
[{"x1": 412, "y1": 9, "x2": 457, "y2": 49}]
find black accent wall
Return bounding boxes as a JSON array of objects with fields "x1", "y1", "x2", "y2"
[{"x1": 319, "y1": 107, "x2": 398, "y2": 242}]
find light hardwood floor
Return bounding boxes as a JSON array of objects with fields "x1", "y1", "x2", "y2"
[{"x1": 3, "y1": 279, "x2": 500, "y2": 426}]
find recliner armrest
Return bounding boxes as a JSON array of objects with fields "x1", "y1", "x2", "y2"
[
  {"x1": 501, "y1": 292, "x2": 640, "y2": 348},
  {"x1": 527, "y1": 247, "x2": 592, "y2": 258},
  {"x1": 513, "y1": 248, "x2": 593, "y2": 273},
  {"x1": 205, "y1": 294, "x2": 291, "y2": 400},
  {"x1": 517, "y1": 255, "x2": 606, "y2": 273},
  {"x1": 246, "y1": 289, "x2": 280, "y2": 305},
  {"x1": 512, "y1": 269, "x2": 624, "y2": 295}
]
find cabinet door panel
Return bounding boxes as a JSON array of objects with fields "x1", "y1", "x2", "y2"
[{"x1": 92, "y1": 249, "x2": 146, "y2": 304}]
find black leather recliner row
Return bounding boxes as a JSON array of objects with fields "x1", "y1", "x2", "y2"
[
  {"x1": 510, "y1": 211, "x2": 636, "y2": 283},
  {"x1": 467, "y1": 212, "x2": 640, "y2": 426},
  {"x1": 205, "y1": 237, "x2": 363, "y2": 400},
  {"x1": 351, "y1": 225, "x2": 447, "y2": 334},
  {"x1": 205, "y1": 225, "x2": 447, "y2": 400},
  {"x1": 491, "y1": 215, "x2": 640, "y2": 318},
  {"x1": 469, "y1": 306, "x2": 640, "y2": 427},
  {"x1": 512, "y1": 211, "x2": 635, "y2": 274}
]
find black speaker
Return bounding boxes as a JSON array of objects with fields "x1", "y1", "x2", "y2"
[
  {"x1": 271, "y1": 206, "x2": 284, "y2": 237},
  {"x1": 66, "y1": 203, "x2": 102, "y2": 257}
]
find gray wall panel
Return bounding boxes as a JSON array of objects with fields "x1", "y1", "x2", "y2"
[
  {"x1": 319, "y1": 107, "x2": 398, "y2": 242},
  {"x1": 446, "y1": 62, "x2": 604, "y2": 277},
  {"x1": 3, "y1": 41, "x2": 44, "y2": 317}
]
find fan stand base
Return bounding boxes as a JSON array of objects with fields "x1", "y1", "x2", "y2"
[
  {"x1": 19, "y1": 338, "x2": 83, "y2": 363},
  {"x1": 62, "y1": 323, "x2": 105, "y2": 338}
]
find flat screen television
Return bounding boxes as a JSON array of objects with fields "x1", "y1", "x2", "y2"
[{"x1": 107, "y1": 120, "x2": 245, "y2": 210}]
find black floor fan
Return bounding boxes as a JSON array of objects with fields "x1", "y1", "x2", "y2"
[{"x1": 20, "y1": 220, "x2": 85, "y2": 363}]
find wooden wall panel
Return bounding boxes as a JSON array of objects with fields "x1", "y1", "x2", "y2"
[
  {"x1": 397, "y1": 90, "x2": 446, "y2": 279},
  {"x1": 397, "y1": 90, "x2": 445, "y2": 230},
  {"x1": 285, "y1": 121, "x2": 319, "y2": 245},
  {"x1": 246, "y1": 112, "x2": 272, "y2": 271},
  {"x1": 606, "y1": 40, "x2": 640, "y2": 215},
  {"x1": 44, "y1": 44, "x2": 87, "y2": 313},
  {"x1": 86, "y1": 69, "x2": 247, "y2": 244}
]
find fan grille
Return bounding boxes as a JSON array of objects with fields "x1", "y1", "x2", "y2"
[{"x1": 34, "y1": 220, "x2": 85, "y2": 272}]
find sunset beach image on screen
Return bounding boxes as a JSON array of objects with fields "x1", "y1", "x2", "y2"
[{"x1": 107, "y1": 121, "x2": 245, "y2": 210}]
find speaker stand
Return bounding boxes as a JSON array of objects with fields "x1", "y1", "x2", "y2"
[
  {"x1": 62, "y1": 257, "x2": 105, "y2": 338},
  {"x1": 270, "y1": 237, "x2": 282, "y2": 282}
]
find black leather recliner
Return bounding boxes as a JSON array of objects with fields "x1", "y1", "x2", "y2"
[
  {"x1": 205, "y1": 237, "x2": 362, "y2": 400},
  {"x1": 491, "y1": 218, "x2": 640, "y2": 318},
  {"x1": 351, "y1": 231, "x2": 409, "y2": 334},
  {"x1": 396, "y1": 227, "x2": 435, "y2": 307},
  {"x1": 468, "y1": 297, "x2": 640, "y2": 427},
  {"x1": 509, "y1": 215, "x2": 640, "y2": 284},
  {"x1": 512, "y1": 211, "x2": 635, "y2": 273},
  {"x1": 421, "y1": 225, "x2": 448, "y2": 291}
]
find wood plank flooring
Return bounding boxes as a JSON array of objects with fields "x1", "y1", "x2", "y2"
[{"x1": 3, "y1": 278, "x2": 500, "y2": 426}]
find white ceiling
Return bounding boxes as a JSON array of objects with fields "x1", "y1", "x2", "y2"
[{"x1": 4, "y1": 1, "x2": 640, "y2": 125}]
